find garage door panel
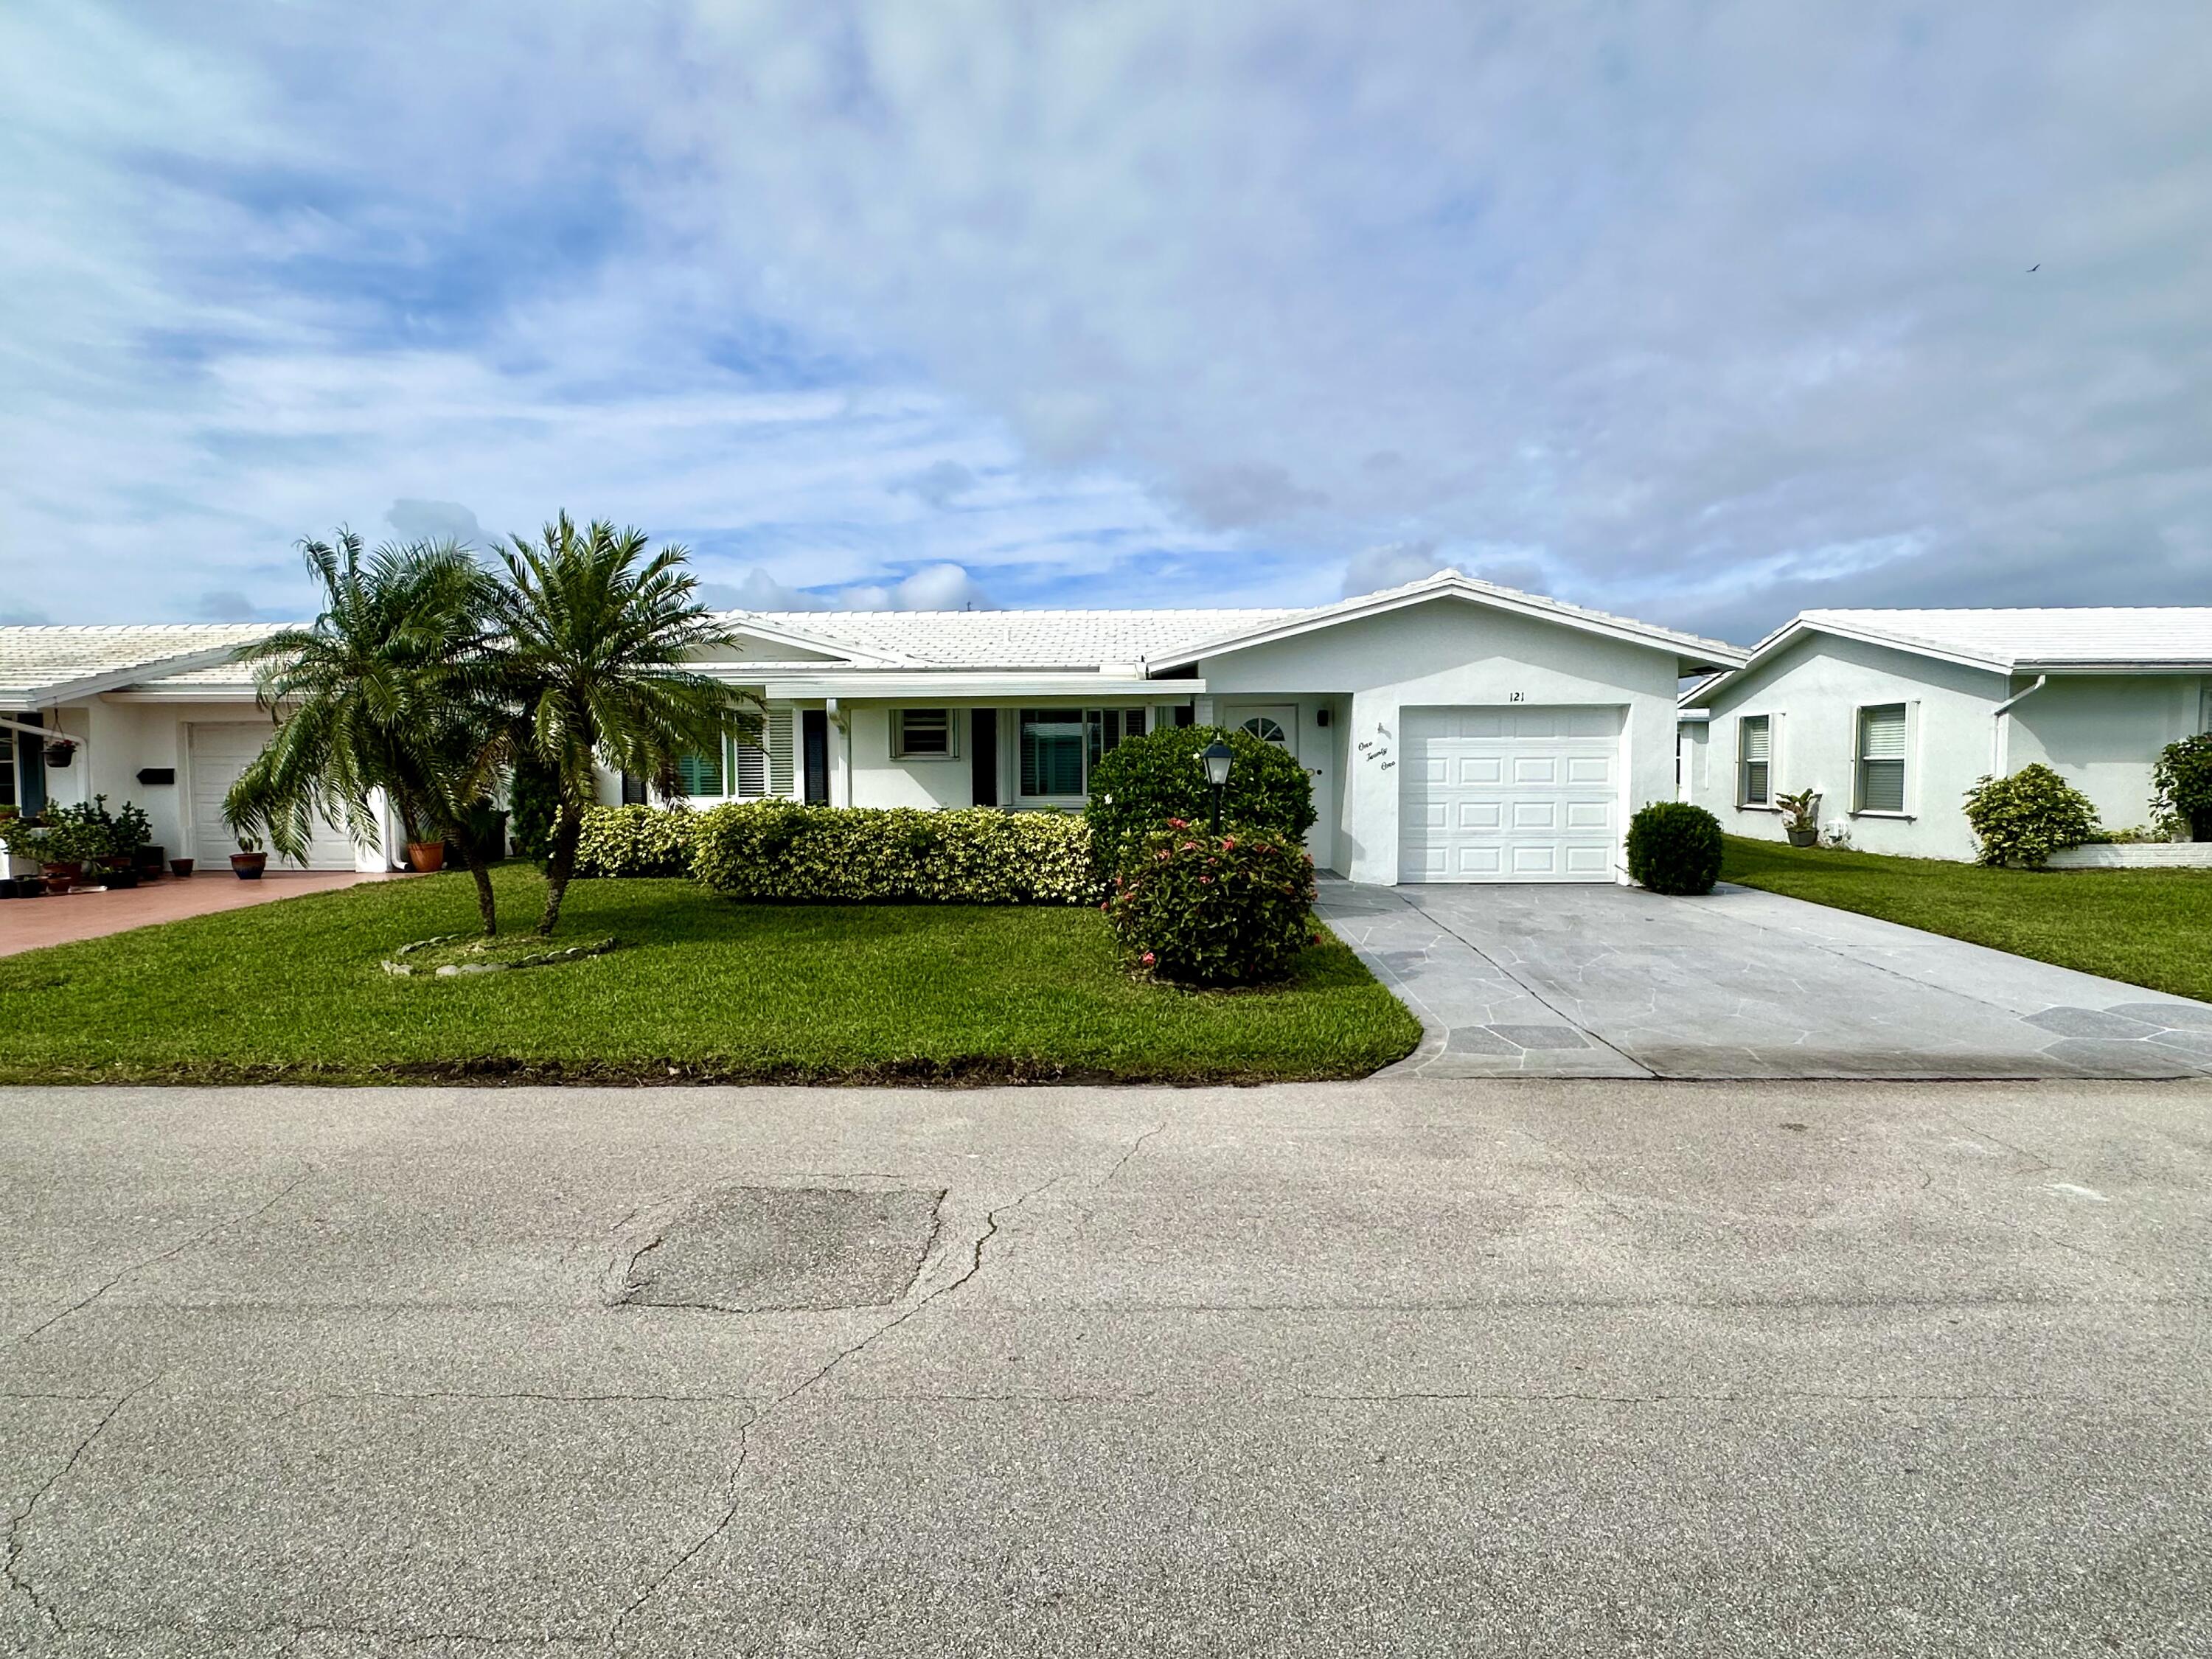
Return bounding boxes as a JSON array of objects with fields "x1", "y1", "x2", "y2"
[
  {"x1": 189, "y1": 724, "x2": 364, "y2": 871},
  {"x1": 1399, "y1": 705, "x2": 1622, "y2": 884}
]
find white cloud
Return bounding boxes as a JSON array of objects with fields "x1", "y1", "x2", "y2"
[{"x1": 3, "y1": 3, "x2": 2211, "y2": 640}]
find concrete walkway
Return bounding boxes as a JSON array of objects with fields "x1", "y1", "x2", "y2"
[
  {"x1": 0, "y1": 872, "x2": 394, "y2": 957},
  {"x1": 1318, "y1": 879, "x2": 2212, "y2": 1080}
]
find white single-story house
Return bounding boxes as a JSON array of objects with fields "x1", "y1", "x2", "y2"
[
  {"x1": 1678, "y1": 608, "x2": 2212, "y2": 861},
  {"x1": 3, "y1": 571, "x2": 1740, "y2": 885}
]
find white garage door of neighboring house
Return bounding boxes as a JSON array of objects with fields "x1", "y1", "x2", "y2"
[
  {"x1": 188, "y1": 723, "x2": 363, "y2": 870},
  {"x1": 1399, "y1": 706, "x2": 1623, "y2": 883}
]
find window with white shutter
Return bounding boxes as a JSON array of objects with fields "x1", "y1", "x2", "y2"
[
  {"x1": 1737, "y1": 715, "x2": 1771, "y2": 807},
  {"x1": 765, "y1": 707, "x2": 796, "y2": 798},
  {"x1": 1857, "y1": 704, "x2": 1907, "y2": 812}
]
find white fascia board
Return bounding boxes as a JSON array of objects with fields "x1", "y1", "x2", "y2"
[
  {"x1": 2014, "y1": 659, "x2": 2212, "y2": 675},
  {"x1": 1675, "y1": 709, "x2": 1712, "y2": 723},
  {"x1": 100, "y1": 683, "x2": 262, "y2": 703},
  {"x1": 1147, "y1": 578, "x2": 1746, "y2": 672},
  {"x1": 757, "y1": 673, "x2": 1203, "y2": 700}
]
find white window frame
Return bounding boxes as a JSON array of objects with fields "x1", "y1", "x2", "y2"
[
  {"x1": 892, "y1": 707, "x2": 959, "y2": 761},
  {"x1": 1851, "y1": 701, "x2": 1913, "y2": 817},
  {"x1": 1012, "y1": 706, "x2": 1149, "y2": 806},
  {"x1": 1736, "y1": 714, "x2": 1773, "y2": 809}
]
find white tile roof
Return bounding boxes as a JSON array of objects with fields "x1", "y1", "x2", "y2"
[
  {"x1": 723, "y1": 608, "x2": 1298, "y2": 668},
  {"x1": 0, "y1": 624, "x2": 282, "y2": 703},
  {"x1": 1800, "y1": 608, "x2": 2212, "y2": 669}
]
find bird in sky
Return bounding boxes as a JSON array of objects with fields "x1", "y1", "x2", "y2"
[{"x1": 2028, "y1": 263, "x2": 2040, "y2": 271}]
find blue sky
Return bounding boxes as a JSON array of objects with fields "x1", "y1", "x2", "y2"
[{"x1": 2, "y1": 3, "x2": 2208, "y2": 641}]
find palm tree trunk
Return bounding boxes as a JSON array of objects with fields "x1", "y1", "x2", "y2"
[
  {"x1": 434, "y1": 810, "x2": 498, "y2": 936},
  {"x1": 538, "y1": 804, "x2": 582, "y2": 936}
]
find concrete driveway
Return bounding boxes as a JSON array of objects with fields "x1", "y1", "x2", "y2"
[
  {"x1": 1320, "y1": 879, "x2": 2212, "y2": 1080},
  {"x1": 2, "y1": 1079, "x2": 2208, "y2": 1655}
]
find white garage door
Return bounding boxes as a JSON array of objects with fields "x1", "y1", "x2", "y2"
[
  {"x1": 1399, "y1": 706, "x2": 1623, "y2": 883},
  {"x1": 188, "y1": 723, "x2": 364, "y2": 870}
]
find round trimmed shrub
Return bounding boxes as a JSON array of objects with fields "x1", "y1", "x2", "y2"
[
  {"x1": 1103, "y1": 820, "x2": 1318, "y2": 986},
  {"x1": 1085, "y1": 724, "x2": 1315, "y2": 877},
  {"x1": 1963, "y1": 764, "x2": 2099, "y2": 868},
  {"x1": 1624, "y1": 801, "x2": 1724, "y2": 895}
]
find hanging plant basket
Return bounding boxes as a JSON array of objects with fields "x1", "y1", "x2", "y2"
[{"x1": 43, "y1": 740, "x2": 77, "y2": 769}]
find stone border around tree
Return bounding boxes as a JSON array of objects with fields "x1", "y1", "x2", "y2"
[{"x1": 382, "y1": 933, "x2": 620, "y2": 978}]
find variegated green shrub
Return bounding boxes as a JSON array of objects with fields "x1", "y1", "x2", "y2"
[
  {"x1": 689, "y1": 802, "x2": 1096, "y2": 904},
  {"x1": 572, "y1": 804, "x2": 700, "y2": 878}
]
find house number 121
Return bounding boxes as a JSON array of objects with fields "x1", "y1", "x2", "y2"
[{"x1": 1506, "y1": 692, "x2": 1525, "y2": 702}]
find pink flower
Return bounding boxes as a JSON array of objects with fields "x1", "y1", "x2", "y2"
[
  {"x1": 1156, "y1": 848, "x2": 1170, "y2": 861},
  {"x1": 1179, "y1": 841, "x2": 1198, "y2": 852},
  {"x1": 1141, "y1": 951, "x2": 1156, "y2": 966},
  {"x1": 1099, "y1": 900, "x2": 1110, "y2": 911},
  {"x1": 1310, "y1": 932, "x2": 1324, "y2": 945},
  {"x1": 1199, "y1": 874, "x2": 1212, "y2": 884},
  {"x1": 1221, "y1": 836, "x2": 1237, "y2": 849},
  {"x1": 1166, "y1": 817, "x2": 1187, "y2": 830}
]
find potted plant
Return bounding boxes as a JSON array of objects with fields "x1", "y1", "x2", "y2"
[
  {"x1": 405, "y1": 828, "x2": 447, "y2": 873},
  {"x1": 1775, "y1": 787, "x2": 1822, "y2": 848},
  {"x1": 170, "y1": 857, "x2": 196, "y2": 878},
  {"x1": 230, "y1": 835, "x2": 268, "y2": 880},
  {"x1": 42, "y1": 736, "x2": 77, "y2": 770}
]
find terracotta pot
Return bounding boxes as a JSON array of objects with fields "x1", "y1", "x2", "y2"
[
  {"x1": 230, "y1": 852, "x2": 268, "y2": 881},
  {"x1": 44, "y1": 873, "x2": 74, "y2": 896},
  {"x1": 170, "y1": 858, "x2": 195, "y2": 878},
  {"x1": 41, "y1": 860, "x2": 83, "y2": 884},
  {"x1": 406, "y1": 841, "x2": 447, "y2": 874}
]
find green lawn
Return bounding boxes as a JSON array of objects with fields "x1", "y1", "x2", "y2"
[
  {"x1": 0, "y1": 868, "x2": 1419, "y2": 1085},
  {"x1": 1723, "y1": 835, "x2": 2212, "y2": 1002}
]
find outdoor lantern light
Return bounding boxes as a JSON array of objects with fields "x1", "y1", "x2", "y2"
[{"x1": 1202, "y1": 737, "x2": 1234, "y2": 831}]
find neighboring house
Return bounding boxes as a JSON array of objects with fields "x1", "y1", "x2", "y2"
[
  {"x1": 2, "y1": 571, "x2": 1740, "y2": 885},
  {"x1": 1679, "y1": 608, "x2": 2212, "y2": 861}
]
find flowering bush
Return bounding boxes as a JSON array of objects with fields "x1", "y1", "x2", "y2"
[
  {"x1": 1963, "y1": 765, "x2": 2099, "y2": 868},
  {"x1": 689, "y1": 802, "x2": 1095, "y2": 903},
  {"x1": 1085, "y1": 724, "x2": 1315, "y2": 877},
  {"x1": 1103, "y1": 820, "x2": 1318, "y2": 986}
]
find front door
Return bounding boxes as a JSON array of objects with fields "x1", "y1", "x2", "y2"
[{"x1": 1227, "y1": 704, "x2": 1298, "y2": 760}]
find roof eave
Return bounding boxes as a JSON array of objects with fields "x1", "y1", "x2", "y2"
[{"x1": 1149, "y1": 577, "x2": 1746, "y2": 672}]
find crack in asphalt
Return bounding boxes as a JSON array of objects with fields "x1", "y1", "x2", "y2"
[
  {"x1": 602, "y1": 1166, "x2": 1083, "y2": 1653},
  {"x1": 9, "y1": 1166, "x2": 315, "y2": 1346},
  {"x1": 4, "y1": 1382, "x2": 147, "y2": 1635}
]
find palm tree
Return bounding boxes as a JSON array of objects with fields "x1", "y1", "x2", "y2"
[
  {"x1": 223, "y1": 532, "x2": 510, "y2": 934},
  {"x1": 490, "y1": 514, "x2": 759, "y2": 935}
]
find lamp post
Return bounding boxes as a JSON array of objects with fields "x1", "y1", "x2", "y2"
[{"x1": 1202, "y1": 738, "x2": 1234, "y2": 833}]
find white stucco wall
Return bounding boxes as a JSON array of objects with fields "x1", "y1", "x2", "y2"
[
  {"x1": 2005, "y1": 675, "x2": 2207, "y2": 835},
  {"x1": 844, "y1": 706, "x2": 973, "y2": 810},
  {"x1": 36, "y1": 698, "x2": 394, "y2": 870},
  {"x1": 1197, "y1": 599, "x2": 1684, "y2": 884},
  {"x1": 1686, "y1": 636, "x2": 2211, "y2": 860}
]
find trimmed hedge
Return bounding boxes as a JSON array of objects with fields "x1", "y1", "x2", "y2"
[
  {"x1": 1104, "y1": 819, "x2": 1318, "y2": 986},
  {"x1": 1085, "y1": 724, "x2": 1315, "y2": 877},
  {"x1": 1625, "y1": 801, "x2": 1724, "y2": 895},
  {"x1": 690, "y1": 802, "x2": 1096, "y2": 904},
  {"x1": 1964, "y1": 765, "x2": 2099, "y2": 868},
  {"x1": 573, "y1": 804, "x2": 700, "y2": 878}
]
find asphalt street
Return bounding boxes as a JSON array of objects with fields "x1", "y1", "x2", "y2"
[{"x1": 2, "y1": 1078, "x2": 2207, "y2": 1655}]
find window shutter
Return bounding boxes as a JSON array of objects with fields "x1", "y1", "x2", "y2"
[
  {"x1": 732, "y1": 735, "x2": 768, "y2": 797},
  {"x1": 765, "y1": 707, "x2": 796, "y2": 798}
]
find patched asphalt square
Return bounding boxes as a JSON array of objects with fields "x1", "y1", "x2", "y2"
[{"x1": 625, "y1": 1186, "x2": 945, "y2": 1312}]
